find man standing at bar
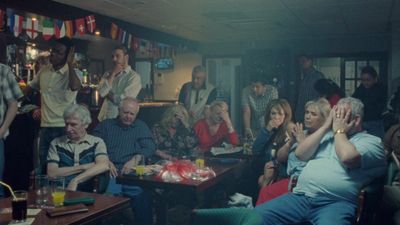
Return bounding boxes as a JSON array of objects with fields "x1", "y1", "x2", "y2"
[
  {"x1": 24, "y1": 37, "x2": 82, "y2": 173},
  {"x1": 0, "y1": 34, "x2": 23, "y2": 197},
  {"x1": 295, "y1": 54, "x2": 325, "y2": 122},
  {"x1": 93, "y1": 97, "x2": 155, "y2": 225},
  {"x1": 97, "y1": 45, "x2": 142, "y2": 121},
  {"x1": 178, "y1": 65, "x2": 217, "y2": 124}
]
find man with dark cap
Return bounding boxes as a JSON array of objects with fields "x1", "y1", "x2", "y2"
[{"x1": 24, "y1": 37, "x2": 82, "y2": 173}]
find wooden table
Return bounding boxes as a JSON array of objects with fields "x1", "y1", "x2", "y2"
[
  {"x1": 0, "y1": 191, "x2": 130, "y2": 225},
  {"x1": 117, "y1": 157, "x2": 247, "y2": 225}
]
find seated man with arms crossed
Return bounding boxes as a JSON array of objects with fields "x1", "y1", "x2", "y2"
[
  {"x1": 47, "y1": 104, "x2": 109, "y2": 191},
  {"x1": 254, "y1": 97, "x2": 387, "y2": 225},
  {"x1": 93, "y1": 97, "x2": 155, "y2": 225}
]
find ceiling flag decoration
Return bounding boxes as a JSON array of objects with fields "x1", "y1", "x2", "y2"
[
  {"x1": 54, "y1": 19, "x2": 65, "y2": 38},
  {"x1": 121, "y1": 30, "x2": 127, "y2": 44},
  {"x1": 0, "y1": 9, "x2": 5, "y2": 31},
  {"x1": 110, "y1": 23, "x2": 118, "y2": 40},
  {"x1": 25, "y1": 17, "x2": 39, "y2": 39},
  {"x1": 7, "y1": 12, "x2": 14, "y2": 31},
  {"x1": 133, "y1": 37, "x2": 140, "y2": 52},
  {"x1": 85, "y1": 15, "x2": 96, "y2": 33},
  {"x1": 12, "y1": 14, "x2": 23, "y2": 37},
  {"x1": 117, "y1": 28, "x2": 123, "y2": 42},
  {"x1": 65, "y1": 20, "x2": 74, "y2": 38},
  {"x1": 127, "y1": 34, "x2": 132, "y2": 48},
  {"x1": 42, "y1": 19, "x2": 54, "y2": 40},
  {"x1": 75, "y1": 18, "x2": 86, "y2": 36}
]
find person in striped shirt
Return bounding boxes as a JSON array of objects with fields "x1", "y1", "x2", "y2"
[{"x1": 93, "y1": 97, "x2": 155, "y2": 225}]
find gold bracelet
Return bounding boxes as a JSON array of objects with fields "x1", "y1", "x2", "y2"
[{"x1": 334, "y1": 128, "x2": 346, "y2": 136}]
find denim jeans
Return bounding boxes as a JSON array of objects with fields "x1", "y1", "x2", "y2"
[
  {"x1": 0, "y1": 139, "x2": 4, "y2": 196},
  {"x1": 254, "y1": 192, "x2": 356, "y2": 225},
  {"x1": 107, "y1": 178, "x2": 153, "y2": 225},
  {"x1": 38, "y1": 127, "x2": 65, "y2": 174}
]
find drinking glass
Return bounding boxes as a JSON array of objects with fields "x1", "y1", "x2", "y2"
[
  {"x1": 135, "y1": 155, "x2": 146, "y2": 177},
  {"x1": 49, "y1": 177, "x2": 65, "y2": 207},
  {"x1": 11, "y1": 190, "x2": 28, "y2": 223},
  {"x1": 195, "y1": 152, "x2": 205, "y2": 169},
  {"x1": 34, "y1": 175, "x2": 49, "y2": 207}
]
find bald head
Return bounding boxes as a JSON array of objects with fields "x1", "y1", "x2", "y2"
[{"x1": 118, "y1": 97, "x2": 140, "y2": 126}]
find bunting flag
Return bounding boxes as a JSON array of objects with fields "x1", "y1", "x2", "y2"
[
  {"x1": 7, "y1": 12, "x2": 14, "y2": 30},
  {"x1": 127, "y1": 34, "x2": 132, "y2": 48},
  {"x1": 75, "y1": 18, "x2": 86, "y2": 36},
  {"x1": 117, "y1": 28, "x2": 123, "y2": 42},
  {"x1": 0, "y1": 9, "x2": 5, "y2": 31},
  {"x1": 140, "y1": 39, "x2": 150, "y2": 55},
  {"x1": 121, "y1": 30, "x2": 127, "y2": 44},
  {"x1": 42, "y1": 19, "x2": 54, "y2": 40},
  {"x1": 25, "y1": 18, "x2": 39, "y2": 39},
  {"x1": 110, "y1": 23, "x2": 118, "y2": 40},
  {"x1": 132, "y1": 37, "x2": 140, "y2": 51},
  {"x1": 12, "y1": 14, "x2": 23, "y2": 37},
  {"x1": 54, "y1": 19, "x2": 65, "y2": 38},
  {"x1": 85, "y1": 15, "x2": 96, "y2": 33},
  {"x1": 65, "y1": 20, "x2": 74, "y2": 38}
]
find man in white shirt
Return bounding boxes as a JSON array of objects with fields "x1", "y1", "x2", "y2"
[
  {"x1": 25, "y1": 37, "x2": 82, "y2": 173},
  {"x1": 97, "y1": 45, "x2": 142, "y2": 121}
]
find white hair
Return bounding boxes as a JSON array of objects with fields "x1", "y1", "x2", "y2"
[
  {"x1": 118, "y1": 97, "x2": 140, "y2": 114},
  {"x1": 337, "y1": 97, "x2": 364, "y2": 120},
  {"x1": 63, "y1": 104, "x2": 92, "y2": 125}
]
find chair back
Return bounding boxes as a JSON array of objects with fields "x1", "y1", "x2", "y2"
[
  {"x1": 76, "y1": 171, "x2": 110, "y2": 194},
  {"x1": 191, "y1": 208, "x2": 263, "y2": 225},
  {"x1": 355, "y1": 175, "x2": 386, "y2": 225}
]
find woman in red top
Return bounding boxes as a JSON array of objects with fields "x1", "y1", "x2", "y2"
[{"x1": 193, "y1": 100, "x2": 238, "y2": 152}]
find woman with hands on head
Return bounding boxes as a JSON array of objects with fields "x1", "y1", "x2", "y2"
[
  {"x1": 256, "y1": 98, "x2": 331, "y2": 205},
  {"x1": 152, "y1": 104, "x2": 198, "y2": 161},
  {"x1": 193, "y1": 100, "x2": 238, "y2": 152}
]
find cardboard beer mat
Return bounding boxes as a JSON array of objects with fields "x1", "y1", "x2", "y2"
[
  {"x1": 8, "y1": 218, "x2": 35, "y2": 225},
  {"x1": 27, "y1": 209, "x2": 41, "y2": 216}
]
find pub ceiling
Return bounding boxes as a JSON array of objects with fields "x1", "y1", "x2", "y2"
[{"x1": 54, "y1": 0, "x2": 400, "y2": 43}]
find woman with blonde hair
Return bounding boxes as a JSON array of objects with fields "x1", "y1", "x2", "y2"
[
  {"x1": 256, "y1": 98, "x2": 331, "y2": 205},
  {"x1": 194, "y1": 100, "x2": 238, "y2": 152},
  {"x1": 152, "y1": 104, "x2": 198, "y2": 160}
]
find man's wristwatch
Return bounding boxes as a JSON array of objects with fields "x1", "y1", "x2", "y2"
[{"x1": 334, "y1": 128, "x2": 346, "y2": 136}]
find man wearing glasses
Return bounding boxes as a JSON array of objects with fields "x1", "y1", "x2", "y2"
[{"x1": 24, "y1": 37, "x2": 82, "y2": 174}]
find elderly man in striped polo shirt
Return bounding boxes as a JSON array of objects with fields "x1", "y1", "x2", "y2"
[{"x1": 93, "y1": 97, "x2": 155, "y2": 225}]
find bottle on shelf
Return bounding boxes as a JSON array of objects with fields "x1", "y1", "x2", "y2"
[{"x1": 82, "y1": 69, "x2": 89, "y2": 85}]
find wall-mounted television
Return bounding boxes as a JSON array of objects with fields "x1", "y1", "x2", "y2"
[{"x1": 155, "y1": 58, "x2": 174, "y2": 70}]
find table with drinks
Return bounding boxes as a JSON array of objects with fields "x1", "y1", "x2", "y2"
[
  {"x1": 0, "y1": 176, "x2": 130, "y2": 225},
  {"x1": 117, "y1": 156, "x2": 247, "y2": 225}
]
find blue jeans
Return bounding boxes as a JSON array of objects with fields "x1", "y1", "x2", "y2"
[
  {"x1": 0, "y1": 139, "x2": 4, "y2": 196},
  {"x1": 108, "y1": 178, "x2": 153, "y2": 225},
  {"x1": 38, "y1": 127, "x2": 64, "y2": 174},
  {"x1": 254, "y1": 193, "x2": 356, "y2": 225}
]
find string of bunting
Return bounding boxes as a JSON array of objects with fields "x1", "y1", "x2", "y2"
[
  {"x1": 110, "y1": 22, "x2": 176, "y2": 58},
  {"x1": 0, "y1": 8, "x2": 177, "y2": 57}
]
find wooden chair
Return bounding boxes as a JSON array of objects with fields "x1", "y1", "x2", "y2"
[{"x1": 77, "y1": 171, "x2": 110, "y2": 194}]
